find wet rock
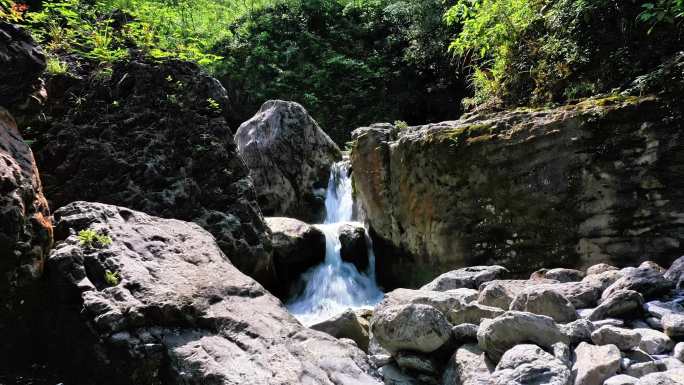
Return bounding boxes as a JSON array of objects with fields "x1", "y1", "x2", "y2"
[
  {"x1": 572, "y1": 342, "x2": 621, "y2": 385},
  {"x1": 449, "y1": 302, "x2": 505, "y2": 325},
  {"x1": 601, "y1": 267, "x2": 674, "y2": 302},
  {"x1": 371, "y1": 303, "x2": 452, "y2": 354},
  {"x1": 31, "y1": 60, "x2": 274, "y2": 287},
  {"x1": 235, "y1": 100, "x2": 341, "y2": 222},
  {"x1": 591, "y1": 326, "x2": 641, "y2": 350},
  {"x1": 310, "y1": 308, "x2": 371, "y2": 352},
  {"x1": 662, "y1": 313, "x2": 684, "y2": 338},
  {"x1": 441, "y1": 344, "x2": 494, "y2": 385},
  {"x1": 532, "y1": 268, "x2": 585, "y2": 282},
  {"x1": 477, "y1": 311, "x2": 569, "y2": 362},
  {"x1": 266, "y1": 217, "x2": 325, "y2": 294},
  {"x1": 588, "y1": 290, "x2": 644, "y2": 321},
  {"x1": 634, "y1": 328, "x2": 675, "y2": 355},
  {"x1": 420, "y1": 266, "x2": 508, "y2": 291},
  {"x1": 490, "y1": 344, "x2": 571, "y2": 385},
  {"x1": 338, "y1": 222, "x2": 369, "y2": 271},
  {"x1": 509, "y1": 287, "x2": 577, "y2": 323},
  {"x1": 46, "y1": 202, "x2": 379, "y2": 385},
  {"x1": 0, "y1": 23, "x2": 46, "y2": 109}
]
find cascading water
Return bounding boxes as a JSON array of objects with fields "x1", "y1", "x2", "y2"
[{"x1": 287, "y1": 160, "x2": 384, "y2": 326}]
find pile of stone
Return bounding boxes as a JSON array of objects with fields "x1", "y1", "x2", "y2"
[{"x1": 317, "y1": 262, "x2": 684, "y2": 384}]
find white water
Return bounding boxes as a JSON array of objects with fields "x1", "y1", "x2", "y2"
[{"x1": 287, "y1": 161, "x2": 384, "y2": 326}]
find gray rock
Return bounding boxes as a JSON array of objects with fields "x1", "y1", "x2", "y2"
[
  {"x1": 478, "y1": 279, "x2": 559, "y2": 309},
  {"x1": 624, "y1": 361, "x2": 662, "y2": 378},
  {"x1": 646, "y1": 317, "x2": 664, "y2": 330},
  {"x1": 553, "y1": 342, "x2": 572, "y2": 365},
  {"x1": 604, "y1": 375, "x2": 638, "y2": 385},
  {"x1": 477, "y1": 311, "x2": 569, "y2": 362},
  {"x1": 235, "y1": 100, "x2": 341, "y2": 222},
  {"x1": 664, "y1": 256, "x2": 684, "y2": 289},
  {"x1": 624, "y1": 348, "x2": 656, "y2": 365},
  {"x1": 0, "y1": 23, "x2": 46, "y2": 107},
  {"x1": 594, "y1": 318, "x2": 627, "y2": 328},
  {"x1": 441, "y1": 344, "x2": 494, "y2": 385},
  {"x1": 338, "y1": 222, "x2": 369, "y2": 271},
  {"x1": 586, "y1": 263, "x2": 620, "y2": 276},
  {"x1": 662, "y1": 313, "x2": 684, "y2": 338},
  {"x1": 673, "y1": 342, "x2": 684, "y2": 362},
  {"x1": 644, "y1": 300, "x2": 684, "y2": 319},
  {"x1": 311, "y1": 308, "x2": 371, "y2": 352},
  {"x1": 560, "y1": 318, "x2": 596, "y2": 344},
  {"x1": 591, "y1": 326, "x2": 641, "y2": 350},
  {"x1": 47, "y1": 202, "x2": 379, "y2": 384},
  {"x1": 452, "y1": 323, "x2": 479, "y2": 343},
  {"x1": 588, "y1": 290, "x2": 644, "y2": 321},
  {"x1": 395, "y1": 352, "x2": 438, "y2": 375},
  {"x1": 510, "y1": 287, "x2": 577, "y2": 322},
  {"x1": 266, "y1": 217, "x2": 325, "y2": 293},
  {"x1": 636, "y1": 369, "x2": 684, "y2": 384},
  {"x1": 420, "y1": 266, "x2": 508, "y2": 291},
  {"x1": 571, "y1": 342, "x2": 621, "y2": 385},
  {"x1": 660, "y1": 357, "x2": 684, "y2": 371},
  {"x1": 634, "y1": 328, "x2": 675, "y2": 355},
  {"x1": 449, "y1": 302, "x2": 505, "y2": 325},
  {"x1": 490, "y1": 344, "x2": 571, "y2": 385},
  {"x1": 371, "y1": 303, "x2": 452, "y2": 354},
  {"x1": 581, "y1": 270, "x2": 624, "y2": 295},
  {"x1": 601, "y1": 267, "x2": 673, "y2": 302},
  {"x1": 639, "y1": 261, "x2": 666, "y2": 273},
  {"x1": 532, "y1": 268, "x2": 585, "y2": 282},
  {"x1": 377, "y1": 288, "x2": 479, "y2": 319},
  {"x1": 379, "y1": 364, "x2": 420, "y2": 385}
]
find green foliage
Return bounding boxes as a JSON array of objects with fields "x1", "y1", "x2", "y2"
[
  {"x1": 78, "y1": 229, "x2": 113, "y2": 248},
  {"x1": 206, "y1": 97, "x2": 221, "y2": 112},
  {"x1": 0, "y1": 0, "x2": 25, "y2": 22},
  {"x1": 394, "y1": 120, "x2": 408, "y2": 130},
  {"x1": 45, "y1": 55, "x2": 68, "y2": 75},
  {"x1": 639, "y1": 0, "x2": 684, "y2": 31},
  {"x1": 104, "y1": 270, "x2": 121, "y2": 286}
]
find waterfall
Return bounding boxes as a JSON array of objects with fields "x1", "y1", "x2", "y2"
[{"x1": 287, "y1": 161, "x2": 384, "y2": 326}]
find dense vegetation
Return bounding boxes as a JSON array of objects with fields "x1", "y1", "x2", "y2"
[{"x1": 2, "y1": 0, "x2": 683, "y2": 142}]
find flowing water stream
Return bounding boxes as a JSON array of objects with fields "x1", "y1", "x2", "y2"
[{"x1": 287, "y1": 161, "x2": 384, "y2": 326}]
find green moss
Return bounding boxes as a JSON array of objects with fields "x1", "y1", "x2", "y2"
[{"x1": 431, "y1": 123, "x2": 494, "y2": 144}]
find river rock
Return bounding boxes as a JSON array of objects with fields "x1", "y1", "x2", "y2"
[
  {"x1": 478, "y1": 279, "x2": 558, "y2": 309},
  {"x1": 636, "y1": 369, "x2": 684, "y2": 384},
  {"x1": 601, "y1": 267, "x2": 674, "y2": 302},
  {"x1": 587, "y1": 263, "x2": 620, "y2": 276},
  {"x1": 509, "y1": 287, "x2": 577, "y2": 322},
  {"x1": 572, "y1": 342, "x2": 621, "y2": 385},
  {"x1": 449, "y1": 302, "x2": 505, "y2": 325},
  {"x1": 266, "y1": 217, "x2": 325, "y2": 294},
  {"x1": 338, "y1": 222, "x2": 369, "y2": 271},
  {"x1": 490, "y1": 344, "x2": 572, "y2": 385},
  {"x1": 311, "y1": 308, "x2": 371, "y2": 352},
  {"x1": 420, "y1": 266, "x2": 508, "y2": 291},
  {"x1": 31, "y1": 60, "x2": 274, "y2": 287},
  {"x1": 371, "y1": 303, "x2": 452, "y2": 354},
  {"x1": 477, "y1": 311, "x2": 569, "y2": 362},
  {"x1": 662, "y1": 313, "x2": 684, "y2": 338},
  {"x1": 46, "y1": 201, "x2": 379, "y2": 384},
  {"x1": 0, "y1": 23, "x2": 46, "y2": 109},
  {"x1": 377, "y1": 288, "x2": 478, "y2": 318},
  {"x1": 664, "y1": 256, "x2": 684, "y2": 289},
  {"x1": 560, "y1": 318, "x2": 597, "y2": 344},
  {"x1": 235, "y1": 100, "x2": 341, "y2": 222},
  {"x1": 591, "y1": 326, "x2": 641, "y2": 350},
  {"x1": 605, "y1": 375, "x2": 639, "y2": 385},
  {"x1": 634, "y1": 328, "x2": 675, "y2": 355},
  {"x1": 532, "y1": 268, "x2": 585, "y2": 282},
  {"x1": 441, "y1": 344, "x2": 494, "y2": 385},
  {"x1": 588, "y1": 290, "x2": 645, "y2": 321}
]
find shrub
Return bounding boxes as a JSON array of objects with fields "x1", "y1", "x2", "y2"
[
  {"x1": 78, "y1": 229, "x2": 113, "y2": 248},
  {"x1": 104, "y1": 270, "x2": 121, "y2": 286}
]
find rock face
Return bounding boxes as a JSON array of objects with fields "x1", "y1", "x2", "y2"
[
  {"x1": 351, "y1": 95, "x2": 684, "y2": 288},
  {"x1": 30, "y1": 59, "x2": 274, "y2": 287},
  {"x1": 0, "y1": 22, "x2": 46, "y2": 109},
  {"x1": 234, "y1": 100, "x2": 341, "y2": 222},
  {"x1": 46, "y1": 202, "x2": 379, "y2": 385},
  {"x1": 265, "y1": 217, "x2": 325, "y2": 295}
]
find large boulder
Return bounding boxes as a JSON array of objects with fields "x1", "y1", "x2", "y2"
[
  {"x1": 509, "y1": 287, "x2": 577, "y2": 323},
  {"x1": 30, "y1": 60, "x2": 274, "y2": 287},
  {"x1": 588, "y1": 290, "x2": 645, "y2": 321},
  {"x1": 490, "y1": 344, "x2": 572, "y2": 385},
  {"x1": 477, "y1": 279, "x2": 558, "y2": 309},
  {"x1": 0, "y1": 22, "x2": 46, "y2": 109},
  {"x1": 601, "y1": 267, "x2": 674, "y2": 302},
  {"x1": 477, "y1": 311, "x2": 569, "y2": 362},
  {"x1": 45, "y1": 202, "x2": 380, "y2": 385},
  {"x1": 311, "y1": 308, "x2": 371, "y2": 352},
  {"x1": 234, "y1": 100, "x2": 341, "y2": 222},
  {"x1": 420, "y1": 265, "x2": 508, "y2": 291},
  {"x1": 265, "y1": 217, "x2": 325, "y2": 295},
  {"x1": 338, "y1": 222, "x2": 369, "y2": 271},
  {"x1": 371, "y1": 303, "x2": 452, "y2": 355},
  {"x1": 375, "y1": 288, "x2": 479, "y2": 318},
  {"x1": 351, "y1": 96, "x2": 684, "y2": 288}
]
